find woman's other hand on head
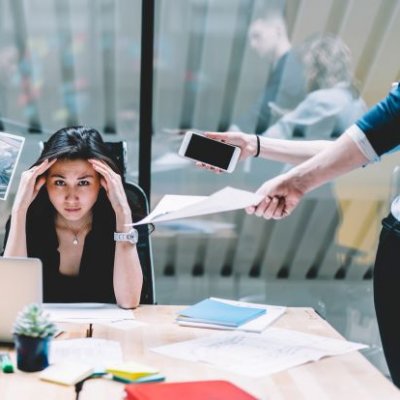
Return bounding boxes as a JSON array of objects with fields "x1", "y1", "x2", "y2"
[
  {"x1": 12, "y1": 159, "x2": 57, "y2": 214},
  {"x1": 88, "y1": 159, "x2": 130, "y2": 217}
]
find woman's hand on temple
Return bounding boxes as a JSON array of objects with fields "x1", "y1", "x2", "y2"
[
  {"x1": 12, "y1": 159, "x2": 57, "y2": 214},
  {"x1": 89, "y1": 159, "x2": 130, "y2": 219}
]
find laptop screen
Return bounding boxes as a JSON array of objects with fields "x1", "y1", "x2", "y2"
[{"x1": 0, "y1": 257, "x2": 42, "y2": 343}]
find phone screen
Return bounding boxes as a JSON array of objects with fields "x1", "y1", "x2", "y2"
[{"x1": 184, "y1": 134, "x2": 235, "y2": 169}]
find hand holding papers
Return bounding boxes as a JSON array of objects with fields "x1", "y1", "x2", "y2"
[{"x1": 129, "y1": 186, "x2": 263, "y2": 226}]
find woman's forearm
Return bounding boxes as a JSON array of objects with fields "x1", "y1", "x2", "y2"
[
  {"x1": 113, "y1": 211, "x2": 143, "y2": 308},
  {"x1": 113, "y1": 243, "x2": 143, "y2": 308},
  {"x1": 3, "y1": 211, "x2": 28, "y2": 257},
  {"x1": 258, "y1": 136, "x2": 332, "y2": 165},
  {"x1": 284, "y1": 132, "x2": 369, "y2": 194}
]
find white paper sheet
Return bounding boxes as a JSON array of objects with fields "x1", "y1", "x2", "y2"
[
  {"x1": 152, "y1": 328, "x2": 368, "y2": 377},
  {"x1": 176, "y1": 297, "x2": 286, "y2": 333},
  {"x1": 50, "y1": 338, "x2": 123, "y2": 370},
  {"x1": 129, "y1": 186, "x2": 263, "y2": 226},
  {"x1": 43, "y1": 303, "x2": 135, "y2": 324}
]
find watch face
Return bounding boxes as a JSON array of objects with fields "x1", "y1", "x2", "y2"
[{"x1": 128, "y1": 229, "x2": 139, "y2": 244}]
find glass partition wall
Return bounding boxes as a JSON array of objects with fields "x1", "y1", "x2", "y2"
[
  {"x1": 1, "y1": 0, "x2": 400, "y2": 377},
  {"x1": 151, "y1": 0, "x2": 400, "y2": 377},
  {"x1": 0, "y1": 0, "x2": 142, "y2": 202}
]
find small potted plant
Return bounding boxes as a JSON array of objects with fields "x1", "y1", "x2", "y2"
[{"x1": 13, "y1": 303, "x2": 57, "y2": 372}]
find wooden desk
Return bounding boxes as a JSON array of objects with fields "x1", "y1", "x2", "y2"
[{"x1": 1, "y1": 306, "x2": 399, "y2": 400}]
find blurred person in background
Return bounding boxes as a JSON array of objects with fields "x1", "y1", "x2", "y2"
[
  {"x1": 231, "y1": 9, "x2": 306, "y2": 134},
  {"x1": 263, "y1": 34, "x2": 367, "y2": 140}
]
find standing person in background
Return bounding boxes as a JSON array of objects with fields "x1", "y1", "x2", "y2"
[
  {"x1": 2, "y1": 126, "x2": 143, "y2": 308},
  {"x1": 231, "y1": 9, "x2": 306, "y2": 134}
]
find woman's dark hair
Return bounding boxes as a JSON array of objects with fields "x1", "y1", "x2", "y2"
[
  {"x1": 33, "y1": 126, "x2": 120, "y2": 175},
  {"x1": 29, "y1": 126, "x2": 149, "y2": 225}
]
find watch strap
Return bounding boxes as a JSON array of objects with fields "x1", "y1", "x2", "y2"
[{"x1": 114, "y1": 228, "x2": 138, "y2": 244}]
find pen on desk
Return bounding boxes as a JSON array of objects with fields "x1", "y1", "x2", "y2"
[{"x1": 0, "y1": 352, "x2": 14, "y2": 373}]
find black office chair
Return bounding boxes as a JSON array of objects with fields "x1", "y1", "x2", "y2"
[
  {"x1": 123, "y1": 181, "x2": 156, "y2": 304},
  {"x1": 39, "y1": 140, "x2": 156, "y2": 304}
]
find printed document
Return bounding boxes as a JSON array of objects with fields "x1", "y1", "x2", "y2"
[
  {"x1": 50, "y1": 338, "x2": 123, "y2": 370},
  {"x1": 43, "y1": 303, "x2": 135, "y2": 324},
  {"x1": 152, "y1": 328, "x2": 367, "y2": 377},
  {"x1": 129, "y1": 186, "x2": 263, "y2": 226}
]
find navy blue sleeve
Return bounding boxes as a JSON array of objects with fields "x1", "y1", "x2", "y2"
[{"x1": 355, "y1": 83, "x2": 400, "y2": 156}]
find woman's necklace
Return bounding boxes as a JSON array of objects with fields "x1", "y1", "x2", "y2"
[{"x1": 58, "y1": 216, "x2": 92, "y2": 246}]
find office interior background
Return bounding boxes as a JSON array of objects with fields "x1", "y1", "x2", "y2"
[{"x1": 1, "y1": 0, "x2": 400, "y2": 378}]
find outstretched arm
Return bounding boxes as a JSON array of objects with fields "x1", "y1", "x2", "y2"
[
  {"x1": 248, "y1": 83, "x2": 400, "y2": 219},
  {"x1": 203, "y1": 131, "x2": 331, "y2": 166},
  {"x1": 246, "y1": 132, "x2": 369, "y2": 219}
]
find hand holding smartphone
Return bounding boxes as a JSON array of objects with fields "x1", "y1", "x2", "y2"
[{"x1": 178, "y1": 130, "x2": 241, "y2": 173}]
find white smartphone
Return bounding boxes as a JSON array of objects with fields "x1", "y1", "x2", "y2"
[{"x1": 178, "y1": 130, "x2": 241, "y2": 173}]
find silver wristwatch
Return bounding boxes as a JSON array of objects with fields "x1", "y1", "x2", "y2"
[{"x1": 114, "y1": 228, "x2": 139, "y2": 245}]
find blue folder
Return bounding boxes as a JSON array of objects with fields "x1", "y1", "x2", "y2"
[{"x1": 178, "y1": 298, "x2": 266, "y2": 327}]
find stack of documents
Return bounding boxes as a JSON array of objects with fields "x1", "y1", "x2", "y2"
[
  {"x1": 106, "y1": 361, "x2": 165, "y2": 384},
  {"x1": 177, "y1": 298, "x2": 267, "y2": 329},
  {"x1": 177, "y1": 297, "x2": 286, "y2": 333}
]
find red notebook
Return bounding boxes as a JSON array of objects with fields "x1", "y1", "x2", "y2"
[{"x1": 125, "y1": 380, "x2": 257, "y2": 400}]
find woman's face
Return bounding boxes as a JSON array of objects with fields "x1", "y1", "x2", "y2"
[{"x1": 46, "y1": 159, "x2": 101, "y2": 222}]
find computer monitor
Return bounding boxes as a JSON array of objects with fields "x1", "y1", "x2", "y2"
[{"x1": 0, "y1": 257, "x2": 42, "y2": 343}]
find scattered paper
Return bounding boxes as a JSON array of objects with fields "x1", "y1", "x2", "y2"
[
  {"x1": 176, "y1": 298, "x2": 286, "y2": 333},
  {"x1": 130, "y1": 186, "x2": 263, "y2": 226},
  {"x1": 152, "y1": 328, "x2": 368, "y2": 377},
  {"x1": 50, "y1": 338, "x2": 123, "y2": 370},
  {"x1": 43, "y1": 303, "x2": 135, "y2": 324}
]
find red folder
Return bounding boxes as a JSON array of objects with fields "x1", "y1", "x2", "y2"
[{"x1": 125, "y1": 380, "x2": 258, "y2": 400}]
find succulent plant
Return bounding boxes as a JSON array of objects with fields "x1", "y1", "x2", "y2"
[{"x1": 13, "y1": 304, "x2": 57, "y2": 339}]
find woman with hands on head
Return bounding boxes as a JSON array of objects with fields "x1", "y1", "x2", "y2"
[{"x1": 2, "y1": 126, "x2": 143, "y2": 308}]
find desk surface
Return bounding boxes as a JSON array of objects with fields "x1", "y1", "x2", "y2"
[{"x1": 1, "y1": 305, "x2": 399, "y2": 400}]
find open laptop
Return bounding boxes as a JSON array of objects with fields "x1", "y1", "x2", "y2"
[{"x1": 0, "y1": 257, "x2": 42, "y2": 343}]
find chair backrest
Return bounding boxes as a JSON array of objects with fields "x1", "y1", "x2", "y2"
[{"x1": 124, "y1": 181, "x2": 156, "y2": 304}]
